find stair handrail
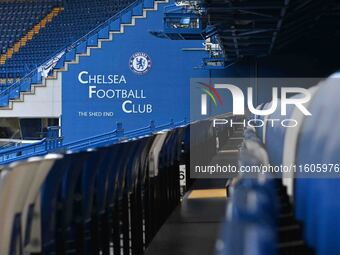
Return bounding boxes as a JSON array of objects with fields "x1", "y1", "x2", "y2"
[{"x1": 0, "y1": 0, "x2": 145, "y2": 100}]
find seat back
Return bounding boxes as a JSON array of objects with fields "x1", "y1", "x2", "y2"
[
  {"x1": 22, "y1": 154, "x2": 62, "y2": 254},
  {"x1": 0, "y1": 158, "x2": 43, "y2": 255},
  {"x1": 294, "y1": 77, "x2": 340, "y2": 255}
]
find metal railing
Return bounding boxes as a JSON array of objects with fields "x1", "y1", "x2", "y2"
[
  {"x1": 0, "y1": 126, "x2": 63, "y2": 164},
  {"x1": 0, "y1": 142, "x2": 20, "y2": 151},
  {"x1": 0, "y1": 119, "x2": 187, "y2": 165},
  {"x1": 64, "y1": 120, "x2": 185, "y2": 151}
]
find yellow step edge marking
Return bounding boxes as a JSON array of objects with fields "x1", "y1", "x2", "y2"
[
  {"x1": 188, "y1": 189, "x2": 227, "y2": 199},
  {"x1": 0, "y1": 7, "x2": 64, "y2": 65}
]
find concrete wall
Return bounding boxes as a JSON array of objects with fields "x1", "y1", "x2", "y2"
[{"x1": 0, "y1": 72, "x2": 62, "y2": 118}]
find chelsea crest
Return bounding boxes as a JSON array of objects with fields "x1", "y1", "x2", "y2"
[{"x1": 129, "y1": 52, "x2": 152, "y2": 75}]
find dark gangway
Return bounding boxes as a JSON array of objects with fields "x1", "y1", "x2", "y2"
[{"x1": 145, "y1": 128, "x2": 244, "y2": 255}]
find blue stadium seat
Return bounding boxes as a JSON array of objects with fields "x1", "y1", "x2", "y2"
[
  {"x1": 0, "y1": 157, "x2": 44, "y2": 255},
  {"x1": 23, "y1": 154, "x2": 61, "y2": 254},
  {"x1": 248, "y1": 75, "x2": 340, "y2": 255},
  {"x1": 215, "y1": 127, "x2": 279, "y2": 255},
  {"x1": 294, "y1": 77, "x2": 340, "y2": 255},
  {"x1": 216, "y1": 219, "x2": 277, "y2": 255}
]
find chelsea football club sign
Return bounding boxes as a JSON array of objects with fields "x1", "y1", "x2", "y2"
[{"x1": 129, "y1": 52, "x2": 152, "y2": 75}]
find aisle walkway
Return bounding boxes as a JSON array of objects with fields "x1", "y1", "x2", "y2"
[
  {"x1": 144, "y1": 179, "x2": 227, "y2": 255},
  {"x1": 145, "y1": 128, "x2": 244, "y2": 255}
]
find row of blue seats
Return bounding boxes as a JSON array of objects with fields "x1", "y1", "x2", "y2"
[
  {"x1": 0, "y1": 6, "x2": 56, "y2": 11},
  {"x1": 216, "y1": 126, "x2": 316, "y2": 255},
  {"x1": 0, "y1": 27, "x2": 32, "y2": 32},
  {"x1": 254, "y1": 74, "x2": 340, "y2": 255},
  {"x1": 0, "y1": 1, "x2": 59, "y2": 5},
  {"x1": 0, "y1": 22, "x2": 38, "y2": 27},
  {"x1": 0, "y1": 117, "x2": 231, "y2": 255},
  {"x1": 0, "y1": 126, "x2": 188, "y2": 255},
  {"x1": 0, "y1": 70, "x2": 28, "y2": 78},
  {"x1": 216, "y1": 128, "x2": 278, "y2": 255},
  {"x1": 0, "y1": 10, "x2": 54, "y2": 14}
]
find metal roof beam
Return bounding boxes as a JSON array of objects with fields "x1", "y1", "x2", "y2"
[
  {"x1": 238, "y1": 9, "x2": 276, "y2": 19},
  {"x1": 237, "y1": 29, "x2": 277, "y2": 36},
  {"x1": 220, "y1": 35, "x2": 274, "y2": 39},
  {"x1": 224, "y1": 48, "x2": 268, "y2": 52},
  {"x1": 209, "y1": 16, "x2": 280, "y2": 22},
  {"x1": 203, "y1": 1, "x2": 284, "y2": 10},
  {"x1": 230, "y1": 26, "x2": 240, "y2": 58},
  {"x1": 223, "y1": 41, "x2": 271, "y2": 46},
  {"x1": 204, "y1": 3, "x2": 285, "y2": 10},
  {"x1": 220, "y1": 25, "x2": 278, "y2": 32},
  {"x1": 268, "y1": 0, "x2": 290, "y2": 53}
]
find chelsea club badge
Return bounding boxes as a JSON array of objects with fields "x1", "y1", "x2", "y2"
[{"x1": 129, "y1": 52, "x2": 152, "y2": 75}]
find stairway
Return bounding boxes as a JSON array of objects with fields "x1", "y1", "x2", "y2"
[{"x1": 0, "y1": 0, "x2": 167, "y2": 110}]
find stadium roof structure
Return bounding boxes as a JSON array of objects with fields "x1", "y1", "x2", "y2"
[{"x1": 204, "y1": 0, "x2": 340, "y2": 61}]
